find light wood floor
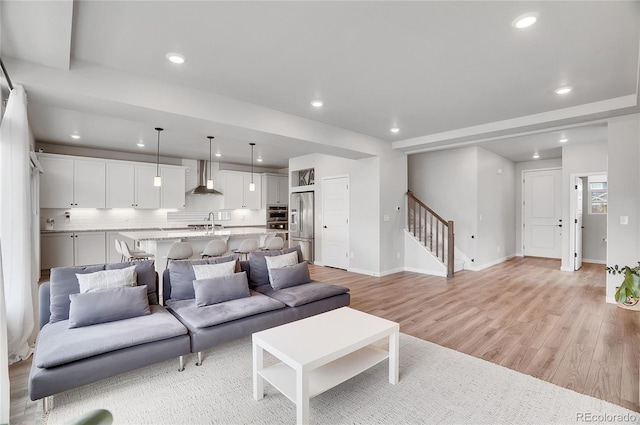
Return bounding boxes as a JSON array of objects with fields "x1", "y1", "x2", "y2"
[{"x1": 9, "y1": 257, "x2": 639, "y2": 424}]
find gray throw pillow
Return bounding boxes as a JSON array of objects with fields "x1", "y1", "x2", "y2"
[
  {"x1": 193, "y1": 272, "x2": 251, "y2": 307},
  {"x1": 68, "y1": 285, "x2": 151, "y2": 328},
  {"x1": 168, "y1": 255, "x2": 241, "y2": 300},
  {"x1": 106, "y1": 260, "x2": 158, "y2": 305},
  {"x1": 49, "y1": 264, "x2": 105, "y2": 323},
  {"x1": 269, "y1": 261, "x2": 311, "y2": 290},
  {"x1": 248, "y1": 246, "x2": 303, "y2": 287}
]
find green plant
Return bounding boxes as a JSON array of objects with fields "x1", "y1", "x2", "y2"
[{"x1": 607, "y1": 262, "x2": 640, "y2": 304}]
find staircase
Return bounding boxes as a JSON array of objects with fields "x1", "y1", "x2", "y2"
[{"x1": 406, "y1": 191, "x2": 455, "y2": 277}]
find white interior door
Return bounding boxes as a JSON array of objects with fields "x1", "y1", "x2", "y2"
[
  {"x1": 574, "y1": 177, "x2": 583, "y2": 270},
  {"x1": 322, "y1": 176, "x2": 349, "y2": 269},
  {"x1": 523, "y1": 169, "x2": 562, "y2": 258}
]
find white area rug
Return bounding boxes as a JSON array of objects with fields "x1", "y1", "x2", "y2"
[{"x1": 44, "y1": 334, "x2": 638, "y2": 424}]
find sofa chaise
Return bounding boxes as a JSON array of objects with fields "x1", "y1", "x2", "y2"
[{"x1": 29, "y1": 260, "x2": 191, "y2": 411}]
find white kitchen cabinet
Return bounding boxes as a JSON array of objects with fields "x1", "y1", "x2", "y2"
[
  {"x1": 106, "y1": 161, "x2": 135, "y2": 208},
  {"x1": 41, "y1": 233, "x2": 74, "y2": 270},
  {"x1": 74, "y1": 159, "x2": 106, "y2": 208},
  {"x1": 41, "y1": 231, "x2": 106, "y2": 270},
  {"x1": 265, "y1": 174, "x2": 288, "y2": 205},
  {"x1": 222, "y1": 171, "x2": 261, "y2": 209},
  {"x1": 39, "y1": 154, "x2": 106, "y2": 208},
  {"x1": 160, "y1": 165, "x2": 186, "y2": 209},
  {"x1": 39, "y1": 156, "x2": 74, "y2": 208},
  {"x1": 134, "y1": 164, "x2": 161, "y2": 209}
]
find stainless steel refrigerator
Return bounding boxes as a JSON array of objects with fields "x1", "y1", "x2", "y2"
[{"x1": 289, "y1": 191, "x2": 314, "y2": 263}]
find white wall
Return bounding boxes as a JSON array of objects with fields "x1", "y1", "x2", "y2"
[
  {"x1": 379, "y1": 150, "x2": 408, "y2": 274},
  {"x1": 606, "y1": 114, "x2": 640, "y2": 301},
  {"x1": 581, "y1": 176, "x2": 607, "y2": 263},
  {"x1": 477, "y1": 148, "x2": 516, "y2": 267},
  {"x1": 561, "y1": 141, "x2": 608, "y2": 270},
  {"x1": 408, "y1": 147, "x2": 478, "y2": 264},
  {"x1": 288, "y1": 153, "x2": 383, "y2": 275},
  {"x1": 514, "y1": 158, "x2": 562, "y2": 255}
]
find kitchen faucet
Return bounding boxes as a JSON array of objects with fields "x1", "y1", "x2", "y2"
[{"x1": 206, "y1": 211, "x2": 216, "y2": 233}]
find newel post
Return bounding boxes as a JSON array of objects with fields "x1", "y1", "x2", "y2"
[{"x1": 447, "y1": 221, "x2": 454, "y2": 278}]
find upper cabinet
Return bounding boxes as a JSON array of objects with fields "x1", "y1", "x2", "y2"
[
  {"x1": 160, "y1": 165, "x2": 186, "y2": 209},
  {"x1": 264, "y1": 174, "x2": 288, "y2": 205},
  {"x1": 39, "y1": 154, "x2": 106, "y2": 208},
  {"x1": 40, "y1": 153, "x2": 186, "y2": 210},
  {"x1": 222, "y1": 171, "x2": 262, "y2": 209}
]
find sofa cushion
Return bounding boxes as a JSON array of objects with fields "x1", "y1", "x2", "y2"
[
  {"x1": 264, "y1": 251, "x2": 298, "y2": 283},
  {"x1": 68, "y1": 286, "x2": 151, "y2": 328},
  {"x1": 166, "y1": 291, "x2": 285, "y2": 329},
  {"x1": 49, "y1": 264, "x2": 105, "y2": 324},
  {"x1": 255, "y1": 281, "x2": 349, "y2": 307},
  {"x1": 248, "y1": 246, "x2": 302, "y2": 288},
  {"x1": 169, "y1": 255, "x2": 241, "y2": 300},
  {"x1": 192, "y1": 261, "x2": 237, "y2": 280},
  {"x1": 76, "y1": 265, "x2": 137, "y2": 293},
  {"x1": 34, "y1": 305, "x2": 187, "y2": 368},
  {"x1": 193, "y1": 272, "x2": 250, "y2": 307},
  {"x1": 106, "y1": 260, "x2": 158, "y2": 305},
  {"x1": 269, "y1": 261, "x2": 312, "y2": 290}
]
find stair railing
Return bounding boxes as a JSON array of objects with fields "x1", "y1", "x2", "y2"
[{"x1": 406, "y1": 191, "x2": 455, "y2": 277}]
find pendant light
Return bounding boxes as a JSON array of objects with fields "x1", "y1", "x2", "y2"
[
  {"x1": 206, "y1": 136, "x2": 215, "y2": 189},
  {"x1": 249, "y1": 142, "x2": 256, "y2": 192},
  {"x1": 154, "y1": 127, "x2": 163, "y2": 187}
]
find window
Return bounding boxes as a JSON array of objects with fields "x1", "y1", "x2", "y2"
[{"x1": 588, "y1": 175, "x2": 607, "y2": 214}]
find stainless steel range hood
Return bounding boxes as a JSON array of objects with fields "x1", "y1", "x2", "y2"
[{"x1": 189, "y1": 160, "x2": 222, "y2": 195}]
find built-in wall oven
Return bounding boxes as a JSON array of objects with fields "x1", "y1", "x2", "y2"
[{"x1": 266, "y1": 205, "x2": 288, "y2": 233}]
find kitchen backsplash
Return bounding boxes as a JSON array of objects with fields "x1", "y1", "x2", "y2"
[{"x1": 41, "y1": 206, "x2": 266, "y2": 231}]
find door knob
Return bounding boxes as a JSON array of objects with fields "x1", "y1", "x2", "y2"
[
  {"x1": 323, "y1": 225, "x2": 327, "y2": 228},
  {"x1": 557, "y1": 224, "x2": 562, "y2": 227}
]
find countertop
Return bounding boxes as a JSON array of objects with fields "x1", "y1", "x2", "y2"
[
  {"x1": 119, "y1": 227, "x2": 287, "y2": 241},
  {"x1": 40, "y1": 225, "x2": 272, "y2": 234}
]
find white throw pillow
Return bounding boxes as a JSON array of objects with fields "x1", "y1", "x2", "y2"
[
  {"x1": 192, "y1": 260, "x2": 237, "y2": 280},
  {"x1": 264, "y1": 251, "x2": 299, "y2": 283},
  {"x1": 76, "y1": 265, "x2": 137, "y2": 293}
]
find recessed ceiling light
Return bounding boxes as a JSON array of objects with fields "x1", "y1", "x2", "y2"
[
  {"x1": 136, "y1": 142, "x2": 145, "y2": 148},
  {"x1": 559, "y1": 138, "x2": 568, "y2": 143},
  {"x1": 215, "y1": 153, "x2": 222, "y2": 157},
  {"x1": 70, "y1": 134, "x2": 80, "y2": 139},
  {"x1": 256, "y1": 157, "x2": 263, "y2": 162},
  {"x1": 165, "y1": 53, "x2": 186, "y2": 64},
  {"x1": 311, "y1": 100, "x2": 323, "y2": 108},
  {"x1": 532, "y1": 153, "x2": 540, "y2": 159},
  {"x1": 390, "y1": 127, "x2": 400, "y2": 133},
  {"x1": 512, "y1": 13, "x2": 539, "y2": 29},
  {"x1": 554, "y1": 86, "x2": 572, "y2": 95}
]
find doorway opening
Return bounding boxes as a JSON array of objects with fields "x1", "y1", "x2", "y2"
[{"x1": 570, "y1": 173, "x2": 607, "y2": 270}]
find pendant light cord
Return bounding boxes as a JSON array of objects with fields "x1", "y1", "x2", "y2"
[
  {"x1": 208, "y1": 136, "x2": 214, "y2": 179},
  {"x1": 250, "y1": 142, "x2": 255, "y2": 182},
  {"x1": 155, "y1": 127, "x2": 163, "y2": 176}
]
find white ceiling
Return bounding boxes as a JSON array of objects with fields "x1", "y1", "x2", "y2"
[{"x1": 0, "y1": 1, "x2": 638, "y2": 167}]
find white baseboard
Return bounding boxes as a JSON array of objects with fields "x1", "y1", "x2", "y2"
[
  {"x1": 404, "y1": 266, "x2": 447, "y2": 277},
  {"x1": 380, "y1": 267, "x2": 405, "y2": 277},
  {"x1": 560, "y1": 266, "x2": 574, "y2": 272},
  {"x1": 582, "y1": 258, "x2": 606, "y2": 265},
  {"x1": 464, "y1": 255, "x2": 515, "y2": 272},
  {"x1": 606, "y1": 296, "x2": 616, "y2": 304},
  {"x1": 347, "y1": 267, "x2": 379, "y2": 277}
]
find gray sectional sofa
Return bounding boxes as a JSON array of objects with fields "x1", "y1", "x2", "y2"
[{"x1": 29, "y1": 246, "x2": 350, "y2": 410}]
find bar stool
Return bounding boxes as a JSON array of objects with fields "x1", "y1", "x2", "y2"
[
  {"x1": 261, "y1": 236, "x2": 284, "y2": 251},
  {"x1": 200, "y1": 239, "x2": 228, "y2": 259},
  {"x1": 120, "y1": 240, "x2": 153, "y2": 262},
  {"x1": 234, "y1": 239, "x2": 258, "y2": 261},
  {"x1": 165, "y1": 242, "x2": 193, "y2": 268}
]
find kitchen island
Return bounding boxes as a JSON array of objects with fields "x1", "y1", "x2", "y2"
[{"x1": 119, "y1": 227, "x2": 288, "y2": 296}]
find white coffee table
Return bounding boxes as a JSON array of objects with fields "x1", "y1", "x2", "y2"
[{"x1": 252, "y1": 307, "x2": 400, "y2": 424}]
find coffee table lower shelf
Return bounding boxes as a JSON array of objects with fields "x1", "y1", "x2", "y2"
[{"x1": 258, "y1": 345, "x2": 388, "y2": 401}]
